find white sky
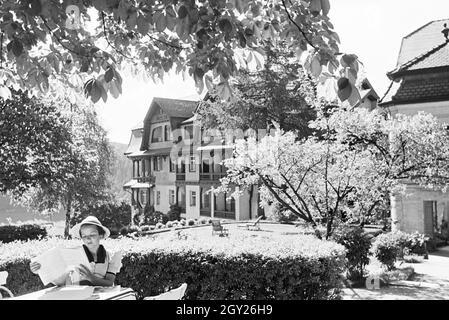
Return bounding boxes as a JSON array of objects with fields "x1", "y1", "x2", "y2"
[{"x1": 95, "y1": 0, "x2": 449, "y2": 145}]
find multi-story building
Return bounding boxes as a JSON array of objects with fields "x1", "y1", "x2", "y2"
[
  {"x1": 379, "y1": 19, "x2": 449, "y2": 237},
  {"x1": 123, "y1": 97, "x2": 262, "y2": 223}
]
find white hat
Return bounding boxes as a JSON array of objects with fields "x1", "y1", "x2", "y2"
[{"x1": 70, "y1": 216, "x2": 111, "y2": 239}]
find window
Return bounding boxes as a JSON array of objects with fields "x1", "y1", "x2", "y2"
[
  {"x1": 144, "y1": 159, "x2": 151, "y2": 176},
  {"x1": 169, "y1": 190, "x2": 175, "y2": 205},
  {"x1": 151, "y1": 126, "x2": 163, "y2": 143},
  {"x1": 140, "y1": 189, "x2": 148, "y2": 207},
  {"x1": 189, "y1": 155, "x2": 196, "y2": 172},
  {"x1": 156, "y1": 191, "x2": 161, "y2": 205},
  {"x1": 201, "y1": 188, "x2": 210, "y2": 209},
  {"x1": 190, "y1": 191, "x2": 197, "y2": 207},
  {"x1": 202, "y1": 159, "x2": 210, "y2": 173},
  {"x1": 133, "y1": 160, "x2": 140, "y2": 177},
  {"x1": 184, "y1": 125, "x2": 193, "y2": 140},
  {"x1": 153, "y1": 156, "x2": 163, "y2": 171},
  {"x1": 169, "y1": 157, "x2": 175, "y2": 172},
  {"x1": 164, "y1": 125, "x2": 171, "y2": 141}
]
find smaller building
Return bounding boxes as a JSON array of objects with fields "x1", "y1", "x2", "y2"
[{"x1": 380, "y1": 19, "x2": 449, "y2": 237}]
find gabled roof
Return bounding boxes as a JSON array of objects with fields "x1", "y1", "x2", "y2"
[
  {"x1": 141, "y1": 97, "x2": 198, "y2": 151},
  {"x1": 396, "y1": 19, "x2": 449, "y2": 68},
  {"x1": 388, "y1": 40, "x2": 449, "y2": 78},
  {"x1": 124, "y1": 127, "x2": 143, "y2": 156},
  {"x1": 143, "y1": 97, "x2": 198, "y2": 122}
]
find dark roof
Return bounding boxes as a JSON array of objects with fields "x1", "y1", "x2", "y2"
[
  {"x1": 148, "y1": 97, "x2": 197, "y2": 119},
  {"x1": 388, "y1": 41, "x2": 449, "y2": 77},
  {"x1": 382, "y1": 76, "x2": 449, "y2": 105},
  {"x1": 396, "y1": 19, "x2": 449, "y2": 68}
]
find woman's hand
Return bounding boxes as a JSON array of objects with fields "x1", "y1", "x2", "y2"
[
  {"x1": 30, "y1": 261, "x2": 41, "y2": 274},
  {"x1": 77, "y1": 264, "x2": 94, "y2": 282}
]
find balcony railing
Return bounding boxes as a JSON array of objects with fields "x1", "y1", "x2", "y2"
[
  {"x1": 200, "y1": 209, "x2": 211, "y2": 217},
  {"x1": 213, "y1": 210, "x2": 235, "y2": 220},
  {"x1": 199, "y1": 173, "x2": 226, "y2": 181},
  {"x1": 138, "y1": 176, "x2": 156, "y2": 184},
  {"x1": 176, "y1": 173, "x2": 186, "y2": 181}
]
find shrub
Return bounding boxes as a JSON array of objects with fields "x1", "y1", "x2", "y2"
[
  {"x1": 171, "y1": 221, "x2": 179, "y2": 228},
  {"x1": 187, "y1": 219, "x2": 195, "y2": 226},
  {"x1": 199, "y1": 218, "x2": 207, "y2": 225},
  {"x1": 372, "y1": 231, "x2": 409, "y2": 270},
  {"x1": 128, "y1": 225, "x2": 141, "y2": 233},
  {"x1": 149, "y1": 225, "x2": 156, "y2": 231},
  {"x1": 166, "y1": 221, "x2": 173, "y2": 228},
  {"x1": 166, "y1": 205, "x2": 182, "y2": 222},
  {"x1": 207, "y1": 219, "x2": 212, "y2": 224},
  {"x1": 140, "y1": 225, "x2": 151, "y2": 232},
  {"x1": 0, "y1": 235, "x2": 346, "y2": 299},
  {"x1": 180, "y1": 219, "x2": 186, "y2": 226},
  {"x1": 119, "y1": 226, "x2": 129, "y2": 236},
  {"x1": 0, "y1": 224, "x2": 47, "y2": 243},
  {"x1": 331, "y1": 226, "x2": 372, "y2": 281},
  {"x1": 155, "y1": 222, "x2": 164, "y2": 229},
  {"x1": 71, "y1": 201, "x2": 131, "y2": 236},
  {"x1": 403, "y1": 231, "x2": 429, "y2": 255}
]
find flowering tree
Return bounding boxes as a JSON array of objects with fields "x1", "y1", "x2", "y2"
[
  {"x1": 221, "y1": 107, "x2": 449, "y2": 239},
  {"x1": 0, "y1": 0, "x2": 361, "y2": 104}
]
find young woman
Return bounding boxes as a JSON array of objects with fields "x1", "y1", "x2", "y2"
[{"x1": 30, "y1": 216, "x2": 122, "y2": 287}]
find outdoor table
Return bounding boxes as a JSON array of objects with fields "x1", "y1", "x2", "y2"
[{"x1": 8, "y1": 285, "x2": 136, "y2": 300}]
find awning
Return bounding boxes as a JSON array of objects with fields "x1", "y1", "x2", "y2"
[
  {"x1": 197, "y1": 145, "x2": 234, "y2": 151},
  {"x1": 131, "y1": 183, "x2": 153, "y2": 189},
  {"x1": 123, "y1": 179, "x2": 138, "y2": 189}
]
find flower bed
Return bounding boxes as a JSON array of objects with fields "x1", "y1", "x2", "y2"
[{"x1": 0, "y1": 233, "x2": 346, "y2": 299}]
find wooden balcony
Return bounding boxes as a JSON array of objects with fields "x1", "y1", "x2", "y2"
[
  {"x1": 176, "y1": 173, "x2": 186, "y2": 181},
  {"x1": 200, "y1": 209, "x2": 211, "y2": 217},
  {"x1": 199, "y1": 172, "x2": 226, "y2": 181},
  {"x1": 138, "y1": 176, "x2": 156, "y2": 184},
  {"x1": 213, "y1": 210, "x2": 235, "y2": 220}
]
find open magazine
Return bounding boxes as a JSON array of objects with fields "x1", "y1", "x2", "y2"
[{"x1": 30, "y1": 246, "x2": 90, "y2": 285}]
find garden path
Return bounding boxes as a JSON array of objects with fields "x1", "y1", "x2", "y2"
[{"x1": 341, "y1": 246, "x2": 449, "y2": 300}]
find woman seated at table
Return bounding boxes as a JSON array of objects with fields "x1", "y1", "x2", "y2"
[{"x1": 30, "y1": 216, "x2": 122, "y2": 287}]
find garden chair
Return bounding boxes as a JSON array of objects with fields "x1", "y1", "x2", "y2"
[
  {"x1": 246, "y1": 216, "x2": 263, "y2": 231},
  {"x1": 0, "y1": 271, "x2": 14, "y2": 299},
  {"x1": 211, "y1": 220, "x2": 229, "y2": 237},
  {"x1": 143, "y1": 283, "x2": 187, "y2": 300},
  {"x1": 237, "y1": 216, "x2": 263, "y2": 231}
]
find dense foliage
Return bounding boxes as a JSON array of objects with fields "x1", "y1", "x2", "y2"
[
  {"x1": 196, "y1": 43, "x2": 318, "y2": 138},
  {"x1": 0, "y1": 224, "x2": 47, "y2": 243},
  {"x1": 0, "y1": 89, "x2": 72, "y2": 195},
  {"x1": 70, "y1": 201, "x2": 132, "y2": 236},
  {"x1": 0, "y1": 0, "x2": 362, "y2": 104},
  {"x1": 331, "y1": 225, "x2": 371, "y2": 281},
  {"x1": 0, "y1": 233, "x2": 346, "y2": 299}
]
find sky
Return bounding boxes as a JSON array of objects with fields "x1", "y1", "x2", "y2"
[{"x1": 95, "y1": 0, "x2": 449, "y2": 145}]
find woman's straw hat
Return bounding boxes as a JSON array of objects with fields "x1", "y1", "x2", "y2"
[{"x1": 70, "y1": 216, "x2": 110, "y2": 239}]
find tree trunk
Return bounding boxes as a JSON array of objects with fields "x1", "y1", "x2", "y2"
[{"x1": 64, "y1": 193, "x2": 72, "y2": 239}]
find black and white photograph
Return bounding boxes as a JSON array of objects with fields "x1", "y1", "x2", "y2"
[{"x1": 0, "y1": 0, "x2": 448, "y2": 310}]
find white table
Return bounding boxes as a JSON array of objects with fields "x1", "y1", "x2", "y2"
[{"x1": 9, "y1": 285, "x2": 136, "y2": 300}]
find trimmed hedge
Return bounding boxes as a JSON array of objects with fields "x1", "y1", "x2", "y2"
[
  {"x1": 0, "y1": 233, "x2": 346, "y2": 299},
  {"x1": 0, "y1": 224, "x2": 47, "y2": 243}
]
